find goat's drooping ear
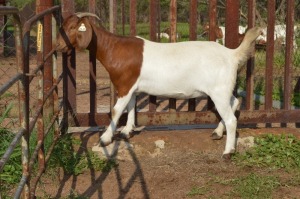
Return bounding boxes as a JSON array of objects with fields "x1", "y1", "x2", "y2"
[{"x1": 76, "y1": 18, "x2": 92, "y2": 50}]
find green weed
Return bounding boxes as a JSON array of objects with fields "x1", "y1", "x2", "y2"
[
  {"x1": 48, "y1": 134, "x2": 117, "y2": 175},
  {"x1": 187, "y1": 186, "x2": 209, "y2": 197},
  {"x1": 233, "y1": 134, "x2": 300, "y2": 170},
  {"x1": 230, "y1": 173, "x2": 280, "y2": 199}
]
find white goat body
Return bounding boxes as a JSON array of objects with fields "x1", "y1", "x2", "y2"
[{"x1": 56, "y1": 14, "x2": 262, "y2": 158}]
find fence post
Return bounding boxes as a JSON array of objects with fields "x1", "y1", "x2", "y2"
[
  {"x1": 188, "y1": 0, "x2": 197, "y2": 111},
  {"x1": 130, "y1": 0, "x2": 136, "y2": 36},
  {"x1": 61, "y1": 0, "x2": 77, "y2": 128},
  {"x1": 265, "y1": 0, "x2": 275, "y2": 111},
  {"x1": 89, "y1": 0, "x2": 97, "y2": 125},
  {"x1": 246, "y1": 0, "x2": 256, "y2": 110},
  {"x1": 149, "y1": 0, "x2": 158, "y2": 112},
  {"x1": 109, "y1": 0, "x2": 117, "y2": 113},
  {"x1": 169, "y1": 0, "x2": 177, "y2": 112},
  {"x1": 284, "y1": 0, "x2": 295, "y2": 110}
]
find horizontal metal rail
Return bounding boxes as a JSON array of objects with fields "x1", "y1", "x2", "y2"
[{"x1": 0, "y1": 73, "x2": 22, "y2": 96}]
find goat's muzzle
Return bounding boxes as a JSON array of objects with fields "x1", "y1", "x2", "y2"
[{"x1": 56, "y1": 27, "x2": 73, "y2": 52}]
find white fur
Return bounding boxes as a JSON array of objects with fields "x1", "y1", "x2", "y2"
[{"x1": 102, "y1": 41, "x2": 241, "y2": 155}]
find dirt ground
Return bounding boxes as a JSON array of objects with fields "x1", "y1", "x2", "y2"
[
  {"x1": 35, "y1": 127, "x2": 300, "y2": 199},
  {"x1": 2, "y1": 51, "x2": 300, "y2": 198}
]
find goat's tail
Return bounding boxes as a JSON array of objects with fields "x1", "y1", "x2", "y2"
[{"x1": 234, "y1": 27, "x2": 263, "y2": 66}]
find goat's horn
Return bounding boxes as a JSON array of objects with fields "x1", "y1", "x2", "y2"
[{"x1": 75, "y1": 12, "x2": 101, "y2": 21}]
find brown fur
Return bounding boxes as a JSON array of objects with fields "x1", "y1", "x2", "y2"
[{"x1": 57, "y1": 15, "x2": 144, "y2": 97}]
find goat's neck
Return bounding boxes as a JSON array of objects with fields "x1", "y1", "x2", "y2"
[{"x1": 89, "y1": 24, "x2": 127, "y2": 72}]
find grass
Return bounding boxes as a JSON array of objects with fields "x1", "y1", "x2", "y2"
[
  {"x1": 219, "y1": 173, "x2": 280, "y2": 199},
  {"x1": 233, "y1": 134, "x2": 300, "y2": 170},
  {"x1": 48, "y1": 134, "x2": 118, "y2": 176}
]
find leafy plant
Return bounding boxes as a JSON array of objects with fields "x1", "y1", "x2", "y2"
[
  {"x1": 48, "y1": 134, "x2": 117, "y2": 175},
  {"x1": 233, "y1": 134, "x2": 300, "y2": 170}
]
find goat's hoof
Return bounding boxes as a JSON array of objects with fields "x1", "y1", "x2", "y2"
[
  {"x1": 211, "y1": 132, "x2": 223, "y2": 140},
  {"x1": 99, "y1": 138, "x2": 113, "y2": 147},
  {"x1": 222, "y1": 153, "x2": 232, "y2": 161},
  {"x1": 119, "y1": 132, "x2": 133, "y2": 140}
]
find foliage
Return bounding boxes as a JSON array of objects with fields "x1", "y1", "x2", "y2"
[
  {"x1": 233, "y1": 134, "x2": 300, "y2": 170},
  {"x1": 48, "y1": 134, "x2": 117, "y2": 175}
]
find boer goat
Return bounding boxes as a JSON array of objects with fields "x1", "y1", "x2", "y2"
[{"x1": 56, "y1": 13, "x2": 262, "y2": 158}]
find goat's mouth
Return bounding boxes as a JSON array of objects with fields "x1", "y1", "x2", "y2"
[{"x1": 56, "y1": 44, "x2": 70, "y2": 53}]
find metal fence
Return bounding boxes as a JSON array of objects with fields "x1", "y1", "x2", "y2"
[
  {"x1": 66, "y1": 0, "x2": 300, "y2": 129},
  {"x1": 0, "y1": 5, "x2": 62, "y2": 198},
  {"x1": 1, "y1": 0, "x2": 300, "y2": 198}
]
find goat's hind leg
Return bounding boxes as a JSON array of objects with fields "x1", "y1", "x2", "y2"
[
  {"x1": 120, "y1": 94, "x2": 136, "y2": 139},
  {"x1": 211, "y1": 96, "x2": 239, "y2": 140},
  {"x1": 210, "y1": 95, "x2": 238, "y2": 158}
]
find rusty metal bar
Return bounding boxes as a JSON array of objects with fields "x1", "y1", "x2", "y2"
[
  {"x1": 209, "y1": 0, "x2": 217, "y2": 41},
  {"x1": 245, "y1": 0, "x2": 256, "y2": 110},
  {"x1": 225, "y1": 0, "x2": 240, "y2": 48},
  {"x1": 0, "y1": 73, "x2": 22, "y2": 96},
  {"x1": 149, "y1": 0, "x2": 158, "y2": 112},
  {"x1": 188, "y1": 0, "x2": 197, "y2": 117},
  {"x1": 89, "y1": 1, "x2": 97, "y2": 126},
  {"x1": 61, "y1": 1, "x2": 76, "y2": 128},
  {"x1": 35, "y1": 19, "x2": 45, "y2": 199},
  {"x1": 130, "y1": 0, "x2": 137, "y2": 36},
  {"x1": 284, "y1": 0, "x2": 295, "y2": 110},
  {"x1": 207, "y1": 0, "x2": 217, "y2": 110},
  {"x1": 265, "y1": 0, "x2": 275, "y2": 110},
  {"x1": 75, "y1": 109, "x2": 300, "y2": 126},
  {"x1": 189, "y1": 0, "x2": 197, "y2": 41},
  {"x1": 109, "y1": 0, "x2": 117, "y2": 113},
  {"x1": 169, "y1": 0, "x2": 177, "y2": 112}
]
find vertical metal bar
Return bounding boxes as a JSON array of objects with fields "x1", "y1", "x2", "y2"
[
  {"x1": 149, "y1": 0, "x2": 158, "y2": 41},
  {"x1": 265, "y1": 0, "x2": 275, "y2": 110},
  {"x1": 225, "y1": 0, "x2": 240, "y2": 48},
  {"x1": 188, "y1": 0, "x2": 197, "y2": 111},
  {"x1": 246, "y1": 0, "x2": 256, "y2": 110},
  {"x1": 284, "y1": 0, "x2": 295, "y2": 110},
  {"x1": 89, "y1": 0, "x2": 97, "y2": 125},
  {"x1": 109, "y1": 0, "x2": 117, "y2": 113},
  {"x1": 207, "y1": 0, "x2": 217, "y2": 110},
  {"x1": 21, "y1": 23, "x2": 31, "y2": 199},
  {"x1": 130, "y1": 0, "x2": 137, "y2": 36},
  {"x1": 169, "y1": 0, "x2": 177, "y2": 43},
  {"x1": 61, "y1": 0, "x2": 77, "y2": 128},
  {"x1": 189, "y1": 0, "x2": 197, "y2": 41},
  {"x1": 32, "y1": 19, "x2": 45, "y2": 199},
  {"x1": 109, "y1": 0, "x2": 117, "y2": 33},
  {"x1": 149, "y1": 0, "x2": 158, "y2": 112},
  {"x1": 209, "y1": 0, "x2": 217, "y2": 42},
  {"x1": 169, "y1": 0, "x2": 177, "y2": 112},
  {"x1": 121, "y1": 0, "x2": 125, "y2": 35}
]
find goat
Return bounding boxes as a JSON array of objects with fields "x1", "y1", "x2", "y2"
[
  {"x1": 202, "y1": 24, "x2": 247, "y2": 45},
  {"x1": 56, "y1": 13, "x2": 262, "y2": 159},
  {"x1": 256, "y1": 25, "x2": 298, "y2": 49}
]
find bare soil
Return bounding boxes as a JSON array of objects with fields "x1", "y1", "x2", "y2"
[{"x1": 36, "y1": 127, "x2": 300, "y2": 199}]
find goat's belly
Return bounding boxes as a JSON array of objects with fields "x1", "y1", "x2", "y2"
[{"x1": 136, "y1": 83, "x2": 206, "y2": 99}]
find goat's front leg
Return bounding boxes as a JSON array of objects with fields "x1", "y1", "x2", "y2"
[
  {"x1": 99, "y1": 93, "x2": 133, "y2": 146},
  {"x1": 120, "y1": 94, "x2": 136, "y2": 138},
  {"x1": 211, "y1": 96, "x2": 239, "y2": 140}
]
